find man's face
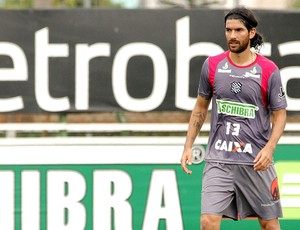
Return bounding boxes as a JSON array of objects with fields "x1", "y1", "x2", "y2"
[{"x1": 225, "y1": 19, "x2": 254, "y2": 53}]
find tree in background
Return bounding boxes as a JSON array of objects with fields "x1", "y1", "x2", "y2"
[
  {"x1": 52, "y1": 0, "x2": 124, "y2": 8},
  {"x1": 52, "y1": 0, "x2": 83, "y2": 7},
  {"x1": 0, "y1": 0, "x2": 124, "y2": 8},
  {"x1": 1, "y1": 0, "x2": 34, "y2": 8},
  {"x1": 291, "y1": 0, "x2": 300, "y2": 7}
]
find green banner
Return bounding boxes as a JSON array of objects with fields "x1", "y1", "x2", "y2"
[{"x1": 0, "y1": 143, "x2": 299, "y2": 229}]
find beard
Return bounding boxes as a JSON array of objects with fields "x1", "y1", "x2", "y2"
[{"x1": 228, "y1": 39, "x2": 250, "y2": 54}]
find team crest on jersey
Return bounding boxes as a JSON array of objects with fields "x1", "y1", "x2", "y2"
[{"x1": 231, "y1": 81, "x2": 242, "y2": 94}]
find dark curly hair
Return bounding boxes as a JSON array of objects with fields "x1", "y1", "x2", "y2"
[{"x1": 225, "y1": 6, "x2": 264, "y2": 52}]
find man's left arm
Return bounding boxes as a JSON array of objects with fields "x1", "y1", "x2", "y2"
[{"x1": 253, "y1": 108, "x2": 287, "y2": 171}]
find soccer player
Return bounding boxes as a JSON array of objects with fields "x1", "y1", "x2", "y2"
[{"x1": 180, "y1": 6, "x2": 287, "y2": 230}]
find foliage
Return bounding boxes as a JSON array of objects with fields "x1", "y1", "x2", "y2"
[
  {"x1": 0, "y1": 0, "x2": 124, "y2": 8},
  {"x1": 51, "y1": 0, "x2": 83, "y2": 7},
  {"x1": 1, "y1": 0, "x2": 34, "y2": 8},
  {"x1": 290, "y1": 0, "x2": 300, "y2": 8},
  {"x1": 51, "y1": 0, "x2": 124, "y2": 8},
  {"x1": 52, "y1": 0, "x2": 122, "y2": 8}
]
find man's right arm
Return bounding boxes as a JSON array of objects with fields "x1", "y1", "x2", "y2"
[{"x1": 181, "y1": 95, "x2": 211, "y2": 174}]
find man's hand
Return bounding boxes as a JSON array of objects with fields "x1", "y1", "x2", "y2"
[
  {"x1": 181, "y1": 148, "x2": 193, "y2": 174},
  {"x1": 253, "y1": 146, "x2": 274, "y2": 171}
]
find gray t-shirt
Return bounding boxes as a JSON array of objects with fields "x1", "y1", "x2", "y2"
[{"x1": 198, "y1": 51, "x2": 287, "y2": 165}]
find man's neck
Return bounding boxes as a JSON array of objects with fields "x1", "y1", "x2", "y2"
[{"x1": 229, "y1": 50, "x2": 256, "y2": 66}]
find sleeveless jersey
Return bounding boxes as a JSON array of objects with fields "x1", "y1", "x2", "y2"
[{"x1": 198, "y1": 51, "x2": 287, "y2": 165}]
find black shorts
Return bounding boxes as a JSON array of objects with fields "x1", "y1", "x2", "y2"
[{"x1": 201, "y1": 162, "x2": 283, "y2": 220}]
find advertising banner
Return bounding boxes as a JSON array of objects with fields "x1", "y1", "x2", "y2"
[
  {"x1": 0, "y1": 9, "x2": 299, "y2": 113},
  {"x1": 0, "y1": 137, "x2": 299, "y2": 229}
]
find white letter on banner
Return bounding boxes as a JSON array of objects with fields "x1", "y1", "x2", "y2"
[
  {"x1": 0, "y1": 43, "x2": 27, "y2": 111},
  {"x1": 112, "y1": 43, "x2": 168, "y2": 112},
  {"x1": 93, "y1": 170, "x2": 132, "y2": 230},
  {"x1": 259, "y1": 42, "x2": 272, "y2": 56},
  {"x1": 279, "y1": 67, "x2": 300, "y2": 111},
  {"x1": 278, "y1": 41, "x2": 300, "y2": 56},
  {"x1": 22, "y1": 171, "x2": 40, "y2": 230},
  {"x1": 75, "y1": 43, "x2": 111, "y2": 110},
  {"x1": 278, "y1": 41, "x2": 300, "y2": 112},
  {"x1": 0, "y1": 171, "x2": 14, "y2": 230},
  {"x1": 47, "y1": 170, "x2": 86, "y2": 230},
  {"x1": 176, "y1": 16, "x2": 223, "y2": 110},
  {"x1": 35, "y1": 27, "x2": 70, "y2": 112},
  {"x1": 142, "y1": 170, "x2": 183, "y2": 230}
]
